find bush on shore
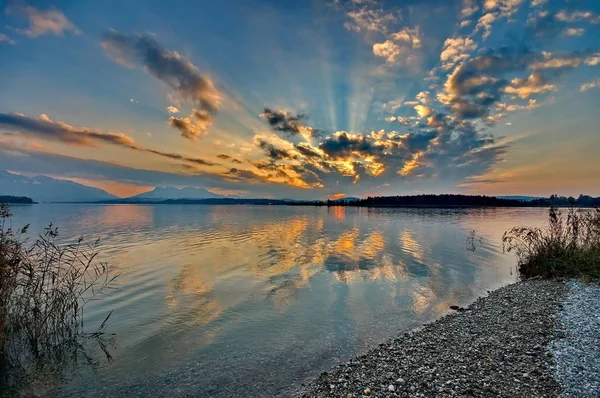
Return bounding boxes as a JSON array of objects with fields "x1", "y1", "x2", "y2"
[
  {"x1": 503, "y1": 206, "x2": 600, "y2": 279},
  {"x1": 0, "y1": 203, "x2": 117, "y2": 390}
]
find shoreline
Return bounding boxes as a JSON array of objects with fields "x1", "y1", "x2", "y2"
[{"x1": 295, "y1": 279, "x2": 586, "y2": 397}]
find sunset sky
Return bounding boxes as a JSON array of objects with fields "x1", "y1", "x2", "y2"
[{"x1": 1, "y1": 0, "x2": 599, "y2": 198}]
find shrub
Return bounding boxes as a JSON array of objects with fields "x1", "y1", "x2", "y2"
[
  {"x1": 503, "y1": 206, "x2": 600, "y2": 279},
  {"x1": 0, "y1": 203, "x2": 117, "y2": 390}
]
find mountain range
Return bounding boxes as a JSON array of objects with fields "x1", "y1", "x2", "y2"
[
  {"x1": 129, "y1": 186, "x2": 228, "y2": 201},
  {"x1": 0, "y1": 170, "x2": 571, "y2": 204},
  {"x1": 0, "y1": 170, "x2": 230, "y2": 202},
  {"x1": 0, "y1": 170, "x2": 118, "y2": 202}
]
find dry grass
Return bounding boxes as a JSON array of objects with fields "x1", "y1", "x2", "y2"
[{"x1": 503, "y1": 206, "x2": 600, "y2": 279}]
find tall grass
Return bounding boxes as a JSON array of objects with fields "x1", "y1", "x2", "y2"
[
  {"x1": 0, "y1": 203, "x2": 117, "y2": 391},
  {"x1": 503, "y1": 206, "x2": 600, "y2": 279}
]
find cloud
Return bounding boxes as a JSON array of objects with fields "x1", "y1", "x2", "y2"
[
  {"x1": 496, "y1": 98, "x2": 539, "y2": 112},
  {"x1": 260, "y1": 108, "x2": 305, "y2": 134},
  {"x1": 580, "y1": 79, "x2": 600, "y2": 92},
  {"x1": 414, "y1": 105, "x2": 433, "y2": 118},
  {"x1": 0, "y1": 113, "x2": 219, "y2": 168},
  {"x1": 166, "y1": 105, "x2": 180, "y2": 114},
  {"x1": 389, "y1": 27, "x2": 421, "y2": 49},
  {"x1": 529, "y1": 8, "x2": 599, "y2": 38},
  {"x1": 381, "y1": 98, "x2": 407, "y2": 112},
  {"x1": 145, "y1": 149, "x2": 219, "y2": 166},
  {"x1": 504, "y1": 72, "x2": 556, "y2": 99},
  {"x1": 484, "y1": 0, "x2": 523, "y2": 16},
  {"x1": 461, "y1": 0, "x2": 479, "y2": 18},
  {"x1": 260, "y1": 108, "x2": 322, "y2": 138},
  {"x1": 318, "y1": 131, "x2": 378, "y2": 160},
  {"x1": 0, "y1": 33, "x2": 15, "y2": 44},
  {"x1": 563, "y1": 28, "x2": 585, "y2": 37},
  {"x1": 0, "y1": 113, "x2": 138, "y2": 149},
  {"x1": 476, "y1": 13, "x2": 496, "y2": 39},
  {"x1": 169, "y1": 116, "x2": 206, "y2": 140},
  {"x1": 433, "y1": 45, "x2": 580, "y2": 123},
  {"x1": 373, "y1": 40, "x2": 405, "y2": 64},
  {"x1": 295, "y1": 143, "x2": 323, "y2": 159},
  {"x1": 530, "y1": 53, "x2": 599, "y2": 70},
  {"x1": 373, "y1": 27, "x2": 421, "y2": 66},
  {"x1": 344, "y1": 6, "x2": 396, "y2": 33},
  {"x1": 440, "y1": 37, "x2": 477, "y2": 69},
  {"x1": 555, "y1": 10, "x2": 600, "y2": 24},
  {"x1": 255, "y1": 139, "x2": 297, "y2": 160},
  {"x1": 7, "y1": 4, "x2": 79, "y2": 37},
  {"x1": 101, "y1": 31, "x2": 221, "y2": 139}
]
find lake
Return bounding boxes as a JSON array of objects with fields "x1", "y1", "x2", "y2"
[{"x1": 7, "y1": 204, "x2": 549, "y2": 397}]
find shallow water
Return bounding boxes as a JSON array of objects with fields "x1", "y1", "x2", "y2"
[{"x1": 8, "y1": 204, "x2": 549, "y2": 396}]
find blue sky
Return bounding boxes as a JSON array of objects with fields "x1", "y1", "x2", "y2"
[{"x1": 0, "y1": 0, "x2": 599, "y2": 198}]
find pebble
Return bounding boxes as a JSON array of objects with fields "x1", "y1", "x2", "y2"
[
  {"x1": 298, "y1": 280, "x2": 569, "y2": 397},
  {"x1": 549, "y1": 281, "x2": 600, "y2": 397}
]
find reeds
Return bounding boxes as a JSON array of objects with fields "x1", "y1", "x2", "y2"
[
  {"x1": 0, "y1": 203, "x2": 117, "y2": 390},
  {"x1": 503, "y1": 206, "x2": 600, "y2": 279}
]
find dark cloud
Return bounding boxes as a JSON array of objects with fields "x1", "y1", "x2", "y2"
[
  {"x1": 260, "y1": 108, "x2": 323, "y2": 138},
  {"x1": 0, "y1": 113, "x2": 219, "y2": 168},
  {"x1": 101, "y1": 31, "x2": 220, "y2": 139},
  {"x1": 224, "y1": 168, "x2": 272, "y2": 184},
  {"x1": 218, "y1": 153, "x2": 243, "y2": 163},
  {"x1": 256, "y1": 139, "x2": 297, "y2": 160},
  {"x1": 260, "y1": 108, "x2": 306, "y2": 134},
  {"x1": 295, "y1": 143, "x2": 323, "y2": 158},
  {"x1": 0, "y1": 112, "x2": 138, "y2": 149},
  {"x1": 145, "y1": 149, "x2": 219, "y2": 166},
  {"x1": 318, "y1": 132, "x2": 379, "y2": 159}
]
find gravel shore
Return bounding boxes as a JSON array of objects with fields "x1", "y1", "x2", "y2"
[
  {"x1": 549, "y1": 281, "x2": 600, "y2": 397},
  {"x1": 298, "y1": 280, "x2": 570, "y2": 397}
]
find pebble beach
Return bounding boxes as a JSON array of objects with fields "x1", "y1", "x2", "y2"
[{"x1": 297, "y1": 279, "x2": 599, "y2": 397}]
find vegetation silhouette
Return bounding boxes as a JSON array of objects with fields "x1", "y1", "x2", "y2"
[
  {"x1": 0, "y1": 196, "x2": 34, "y2": 204},
  {"x1": 0, "y1": 203, "x2": 117, "y2": 393},
  {"x1": 87, "y1": 194, "x2": 600, "y2": 207},
  {"x1": 503, "y1": 206, "x2": 600, "y2": 279}
]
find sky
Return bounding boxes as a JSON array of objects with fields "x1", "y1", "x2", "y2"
[{"x1": 0, "y1": 0, "x2": 599, "y2": 199}]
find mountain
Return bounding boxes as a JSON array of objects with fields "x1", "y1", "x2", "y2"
[
  {"x1": 128, "y1": 186, "x2": 227, "y2": 201},
  {"x1": 0, "y1": 170, "x2": 118, "y2": 202}
]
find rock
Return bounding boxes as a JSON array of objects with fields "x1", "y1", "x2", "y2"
[
  {"x1": 363, "y1": 387, "x2": 371, "y2": 395},
  {"x1": 388, "y1": 384, "x2": 395, "y2": 391}
]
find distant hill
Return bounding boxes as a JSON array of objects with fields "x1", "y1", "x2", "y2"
[
  {"x1": 127, "y1": 186, "x2": 228, "y2": 201},
  {"x1": 0, "y1": 170, "x2": 117, "y2": 203},
  {"x1": 0, "y1": 195, "x2": 35, "y2": 204},
  {"x1": 332, "y1": 196, "x2": 361, "y2": 203},
  {"x1": 498, "y1": 196, "x2": 542, "y2": 202},
  {"x1": 345, "y1": 194, "x2": 524, "y2": 207}
]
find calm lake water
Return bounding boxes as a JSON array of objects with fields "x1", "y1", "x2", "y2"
[{"x1": 8, "y1": 204, "x2": 550, "y2": 397}]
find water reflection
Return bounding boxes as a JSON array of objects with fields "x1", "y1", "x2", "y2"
[{"x1": 7, "y1": 205, "x2": 551, "y2": 397}]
